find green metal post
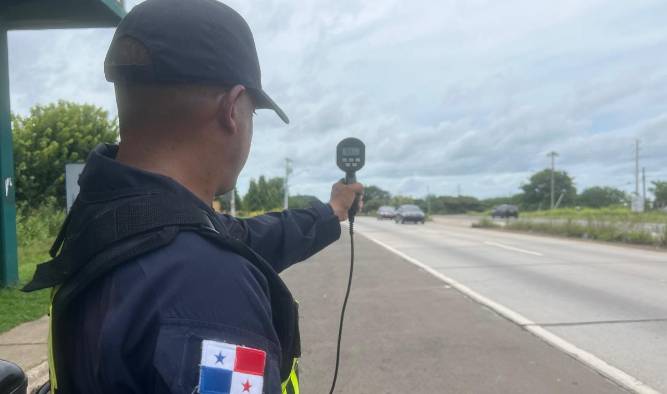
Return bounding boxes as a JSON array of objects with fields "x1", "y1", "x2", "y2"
[{"x1": 0, "y1": 29, "x2": 18, "y2": 287}]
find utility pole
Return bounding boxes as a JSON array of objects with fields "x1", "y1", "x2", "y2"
[
  {"x1": 284, "y1": 158, "x2": 292, "y2": 210},
  {"x1": 230, "y1": 187, "x2": 236, "y2": 217},
  {"x1": 457, "y1": 184, "x2": 461, "y2": 197},
  {"x1": 642, "y1": 167, "x2": 646, "y2": 210},
  {"x1": 635, "y1": 139, "x2": 640, "y2": 197},
  {"x1": 547, "y1": 151, "x2": 559, "y2": 209}
]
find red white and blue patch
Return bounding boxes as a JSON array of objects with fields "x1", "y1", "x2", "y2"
[{"x1": 199, "y1": 340, "x2": 266, "y2": 394}]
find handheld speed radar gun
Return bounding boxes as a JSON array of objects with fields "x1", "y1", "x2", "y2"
[
  {"x1": 329, "y1": 137, "x2": 365, "y2": 394},
  {"x1": 336, "y1": 137, "x2": 365, "y2": 222}
]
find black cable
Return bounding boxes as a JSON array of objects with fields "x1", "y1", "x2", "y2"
[{"x1": 328, "y1": 219, "x2": 355, "y2": 394}]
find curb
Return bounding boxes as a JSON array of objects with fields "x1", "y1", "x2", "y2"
[{"x1": 26, "y1": 360, "x2": 49, "y2": 393}]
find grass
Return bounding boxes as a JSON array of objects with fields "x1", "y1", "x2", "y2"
[
  {"x1": 521, "y1": 206, "x2": 667, "y2": 224},
  {"x1": 471, "y1": 217, "x2": 500, "y2": 228},
  {"x1": 0, "y1": 203, "x2": 64, "y2": 333},
  {"x1": 473, "y1": 217, "x2": 666, "y2": 248}
]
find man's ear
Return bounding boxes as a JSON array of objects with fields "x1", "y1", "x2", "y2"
[{"x1": 218, "y1": 84, "x2": 247, "y2": 134}]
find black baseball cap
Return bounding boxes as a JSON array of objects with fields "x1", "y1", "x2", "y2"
[{"x1": 104, "y1": 0, "x2": 289, "y2": 124}]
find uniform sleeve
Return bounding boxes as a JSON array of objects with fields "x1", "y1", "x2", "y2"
[
  {"x1": 218, "y1": 200, "x2": 341, "y2": 272},
  {"x1": 152, "y1": 319, "x2": 282, "y2": 394},
  {"x1": 116, "y1": 233, "x2": 285, "y2": 394}
]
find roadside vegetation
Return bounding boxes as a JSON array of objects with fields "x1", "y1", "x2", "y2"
[
  {"x1": 521, "y1": 206, "x2": 667, "y2": 224},
  {"x1": 474, "y1": 216, "x2": 667, "y2": 249},
  {"x1": 463, "y1": 169, "x2": 667, "y2": 249},
  {"x1": 0, "y1": 203, "x2": 63, "y2": 333}
]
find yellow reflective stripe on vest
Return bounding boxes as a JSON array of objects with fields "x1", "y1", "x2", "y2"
[
  {"x1": 281, "y1": 358, "x2": 299, "y2": 394},
  {"x1": 48, "y1": 287, "x2": 60, "y2": 391}
]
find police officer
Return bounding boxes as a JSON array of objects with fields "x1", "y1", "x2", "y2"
[{"x1": 23, "y1": 1, "x2": 363, "y2": 393}]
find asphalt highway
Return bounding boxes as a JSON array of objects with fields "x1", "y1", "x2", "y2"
[
  {"x1": 282, "y1": 222, "x2": 630, "y2": 393},
  {"x1": 352, "y1": 215, "x2": 667, "y2": 393}
]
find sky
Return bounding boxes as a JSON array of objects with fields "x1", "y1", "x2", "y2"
[{"x1": 7, "y1": 0, "x2": 667, "y2": 201}]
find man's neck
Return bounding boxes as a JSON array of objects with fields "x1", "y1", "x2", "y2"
[{"x1": 116, "y1": 141, "x2": 216, "y2": 205}]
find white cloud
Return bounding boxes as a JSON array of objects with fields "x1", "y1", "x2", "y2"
[{"x1": 6, "y1": 0, "x2": 667, "y2": 201}]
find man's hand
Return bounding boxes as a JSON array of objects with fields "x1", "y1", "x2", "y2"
[{"x1": 329, "y1": 181, "x2": 364, "y2": 222}]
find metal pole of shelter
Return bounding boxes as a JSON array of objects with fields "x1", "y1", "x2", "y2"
[
  {"x1": 0, "y1": 1, "x2": 126, "y2": 288},
  {"x1": 0, "y1": 29, "x2": 18, "y2": 286}
]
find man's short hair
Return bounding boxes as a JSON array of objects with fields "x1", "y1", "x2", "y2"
[{"x1": 110, "y1": 37, "x2": 225, "y2": 133}]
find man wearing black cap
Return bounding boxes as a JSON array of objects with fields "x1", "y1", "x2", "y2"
[{"x1": 23, "y1": 1, "x2": 362, "y2": 393}]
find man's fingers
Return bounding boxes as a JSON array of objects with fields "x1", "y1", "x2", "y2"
[
  {"x1": 329, "y1": 181, "x2": 364, "y2": 221},
  {"x1": 347, "y1": 182, "x2": 364, "y2": 194}
]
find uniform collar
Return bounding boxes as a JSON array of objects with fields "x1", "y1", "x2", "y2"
[{"x1": 79, "y1": 144, "x2": 214, "y2": 214}]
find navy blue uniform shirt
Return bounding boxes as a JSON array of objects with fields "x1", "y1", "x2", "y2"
[{"x1": 62, "y1": 145, "x2": 341, "y2": 393}]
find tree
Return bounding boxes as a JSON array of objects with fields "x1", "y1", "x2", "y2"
[
  {"x1": 520, "y1": 169, "x2": 577, "y2": 210},
  {"x1": 243, "y1": 179, "x2": 262, "y2": 211},
  {"x1": 243, "y1": 176, "x2": 284, "y2": 211},
  {"x1": 218, "y1": 188, "x2": 243, "y2": 212},
  {"x1": 651, "y1": 181, "x2": 667, "y2": 208},
  {"x1": 265, "y1": 177, "x2": 285, "y2": 210},
  {"x1": 577, "y1": 186, "x2": 627, "y2": 208},
  {"x1": 427, "y1": 195, "x2": 484, "y2": 214},
  {"x1": 389, "y1": 195, "x2": 415, "y2": 207},
  {"x1": 482, "y1": 195, "x2": 523, "y2": 210},
  {"x1": 12, "y1": 101, "x2": 118, "y2": 206},
  {"x1": 361, "y1": 185, "x2": 391, "y2": 213},
  {"x1": 288, "y1": 195, "x2": 319, "y2": 209}
]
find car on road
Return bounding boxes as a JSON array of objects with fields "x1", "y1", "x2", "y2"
[
  {"x1": 376, "y1": 205, "x2": 397, "y2": 220},
  {"x1": 491, "y1": 204, "x2": 519, "y2": 218},
  {"x1": 395, "y1": 204, "x2": 426, "y2": 224}
]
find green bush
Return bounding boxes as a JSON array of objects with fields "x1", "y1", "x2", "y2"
[
  {"x1": 471, "y1": 218, "x2": 500, "y2": 228},
  {"x1": 13, "y1": 101, "x2": 118, "y2": 206},
  {"x1": 16, "y1": 198, "x2": 65, "y2": 249},
  {"x1": 0, "y1": 203, "x2": 64, "y2": 333}
]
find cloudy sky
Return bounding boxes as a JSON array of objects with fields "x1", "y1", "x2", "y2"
[{"x1": 7, "y1": 0, "x2": 667, "y2": 201}]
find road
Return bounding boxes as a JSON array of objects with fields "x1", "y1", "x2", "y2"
[
  {"x1": 282, "y1": 226, "x2": 626, "y2": 393},
  {"x1": 354, "y1": 215, "x2": 667, "y2": 393}
]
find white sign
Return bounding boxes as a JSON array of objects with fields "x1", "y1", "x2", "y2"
[{"x1": 65, "y1": 163, "x2": 85, "y2": 212}]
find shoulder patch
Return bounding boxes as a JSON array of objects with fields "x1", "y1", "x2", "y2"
[{"x1": 199, "y1": 339, "x2": 266, "y2": 394}]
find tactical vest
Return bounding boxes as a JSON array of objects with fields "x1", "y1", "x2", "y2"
[{"x1": 24, "y1": 191, "x2": 301, "y2": 394}]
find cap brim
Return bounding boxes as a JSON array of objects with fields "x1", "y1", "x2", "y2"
[{"x1": 251, "y1": 88, "x2": 290, "y2": 124}]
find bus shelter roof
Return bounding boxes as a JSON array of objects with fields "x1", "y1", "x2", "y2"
[{"x1": 1, "y1": 0, "x2": 125, "y2": 30}]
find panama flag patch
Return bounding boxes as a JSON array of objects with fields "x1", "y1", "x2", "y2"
[{"x1": 199, "y1": 340, "x2": 266, "y2": 394}]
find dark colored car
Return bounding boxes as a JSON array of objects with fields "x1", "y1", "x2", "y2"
[
  {"x1": 395, "y1": 204, "x2": 425, "y2": 224},
  {"x1": 377, "y1": 205, "x2": 396, "y2": 220},
  {"x1": 491, "y1": 204, "x2": 519, "y2": 218}
]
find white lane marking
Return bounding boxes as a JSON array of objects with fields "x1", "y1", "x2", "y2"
[
  {"x1": 484, "y1": 241, "x2": 544, "y2": 256},
  {"x1": 359, "y1": 231, "x2": 661, "y2": 394}
]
